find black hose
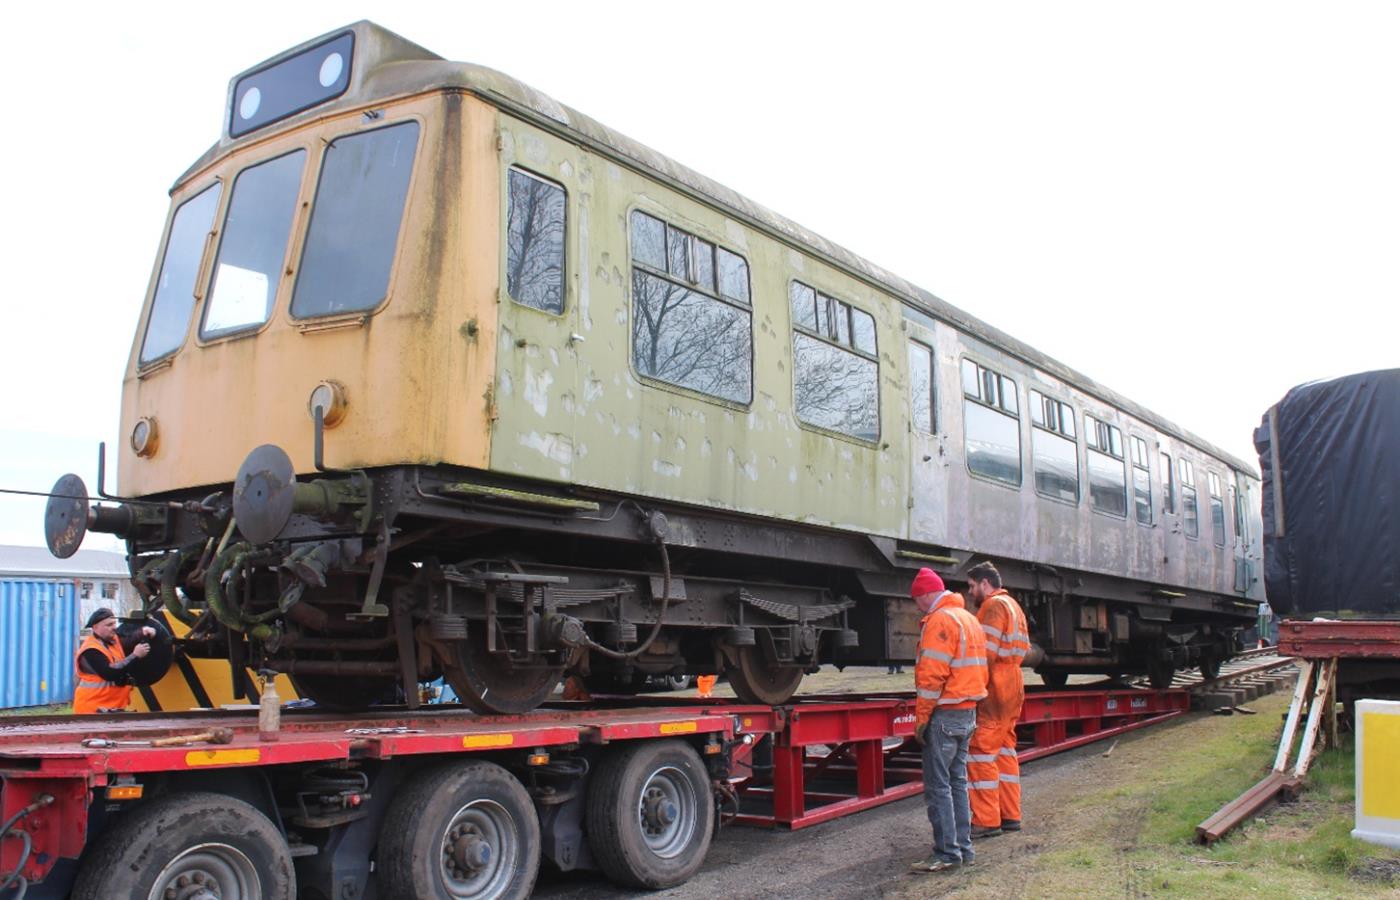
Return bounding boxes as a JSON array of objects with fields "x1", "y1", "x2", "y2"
[
  {"x1": 159, "y1": 543, "x2": 205, "y2": 627},
  {"x1": 0, "y1": 795, "x2": 50, "y2": 897},
  {"x1": 581, "y1": 537, "x2": 673, "y2": 660}
]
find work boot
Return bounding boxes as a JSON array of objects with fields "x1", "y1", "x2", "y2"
[
  {"x1": 971, "y1": 824, "x2": 1003, "y2": 839},
  {"x1": 1000, "y1": 819, "x2": 1022, "y2": 832}
]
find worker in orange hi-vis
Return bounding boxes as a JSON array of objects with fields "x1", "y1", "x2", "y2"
[
  {"x1": 908, "y1": 568, "x2": 988, "y2": 874},
  {"x1": 696, "y1": 674, "x2": 717, "y2": 698},
  {"x1": 963, "y1": 561, "x2": 1030, "y2": 838}
]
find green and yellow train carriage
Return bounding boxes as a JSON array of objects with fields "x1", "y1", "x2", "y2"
[{"x1": 46, "y1": 21, "x2": 1261, "y2": 713}]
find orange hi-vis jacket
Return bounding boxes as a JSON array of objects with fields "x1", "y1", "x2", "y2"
[
  {"x1": 976, "y1": 589, "x2": 1030, "y2": 720},
  {"x1": 914, "y1": 592, "x2": 989, "y2": 730},
  {"x1": 73, "y1": 634, "x2": 133, "y2": 714}
]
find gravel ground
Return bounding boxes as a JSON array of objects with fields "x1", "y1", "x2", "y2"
[{"x1": 535, "y1": 666, "x2": 1137, "y2": 898}]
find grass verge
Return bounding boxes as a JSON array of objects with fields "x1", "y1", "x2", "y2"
[{"x1": 1030, "y1": 692, "x2": 1400, "y2": 898}]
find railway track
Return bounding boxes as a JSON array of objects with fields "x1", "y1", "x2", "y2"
[{"x1": 1128, "y1": 646, "x2": 1299, "y2": 709}]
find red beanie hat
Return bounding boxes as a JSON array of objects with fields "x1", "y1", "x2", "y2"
[{"x1": 910, "y1": 568, "x2": 944, "y2": 598}]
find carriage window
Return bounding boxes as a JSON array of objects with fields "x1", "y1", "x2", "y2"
[
  {"x1": 293, "y1": 122, "x2": 420, "y2": 318},
  {"x1": 1085, "y1": 415, "x2": 1127, "y2": 517},
  {"x1": 791, "y1": 281, "x2": 879, "y2": 440},
  {"x1": 1208, "y1": 471, "x2": 1227, "y2": 547},
  {"x1": 1130, "y1": 436, "x2": 1153, "y2": 525},
  {"x1": 908, "y1": 341, "x2": 935, "y2": 434},
  {"x1": 1030, "y1": 390, "x2": 1078, "y2": 503},
  {"x1": 141, "y1": 183, "x2": 223, "y2": 363},
  {"x1": 630, "y1": 211, "x2": 752, "y2": 404},
  {"x1": 962, "y1": 360, "x2": 1021, "y2": 486},
  {"x1": 202, "y1": 150, "x2": 306, "y2": 338},
  {"x1": 1180, "y1": 459, "x2": 1199, "y2": 539},
  {"x1": 504, "y1": 168, "x2": 566, "y2": 315},
  {"x1": 1160, "y1": 452, "x2": 1176, "y2": 514},
  {"x1": 631, "y1": 211, "x2": 666, "y2": 269},
  {"x1": 718, "y1": 248, "x2": 750, "y2": 304}
]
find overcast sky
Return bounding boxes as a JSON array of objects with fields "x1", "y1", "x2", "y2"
[{"x1": 1, "y1": 2, "x2": 1396, "y2": 549}]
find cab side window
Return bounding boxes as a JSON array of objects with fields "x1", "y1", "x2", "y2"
[{"x1": 506, "y1": 168, "x2": 566, "y2": 314}]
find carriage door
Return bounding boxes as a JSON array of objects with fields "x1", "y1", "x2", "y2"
[
  {"x1": 494, "y1": 165, "x2": 579, "y2": 483},
  {"x1": 905, "y1": 317, "x2": 950, "y2": 545},
  {"x1": 1230, "y1": 470, "x2": 1253, "y2": 593}
]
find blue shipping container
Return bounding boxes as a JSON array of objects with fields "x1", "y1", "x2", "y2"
[{"x1": 0, "y1": 580, "x2": 80, "y2": 709}]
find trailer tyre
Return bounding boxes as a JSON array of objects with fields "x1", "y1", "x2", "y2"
[
  {"x1": 376, "y1": 760, "x2": 540, "y2": 900},
  {"x1": 71, "y1": 791, "x2": 294, "y2": 900},
  {"x1": 586, "y1": 739, "x2": 714, "y2": 889}
]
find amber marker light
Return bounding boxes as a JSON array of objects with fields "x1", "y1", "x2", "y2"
[
  {"x1": 307, "y1": 380, "x2": 347, "y2": 427},
  {"x1": 131, "y1": 417, "x2": 159, "y2": 457},
  {"x1": 106, "y1": 784, "x2": 144, "y2": 800}
]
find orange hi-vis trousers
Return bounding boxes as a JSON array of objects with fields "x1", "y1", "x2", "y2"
[{"x1": 968, "y1": 714, "x2": 1020, "y2": 827}]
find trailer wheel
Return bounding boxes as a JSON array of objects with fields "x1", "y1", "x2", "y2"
[
  {"x1": 1038, "y1": 669, "x2": 1069, "y2": 690},
  {"x1": 376, "y1": 760, "x2": 539, "y2": 900},
  {"x1": 70, "y1": 791, "x2": 293, "y2": 900},
  {"x1": 586, "y1": 739, "x2": 714, "y2": 889}
]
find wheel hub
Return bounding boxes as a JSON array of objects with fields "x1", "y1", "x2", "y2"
[
  {"x1": 451, "y1": 829, "x2": 492, "y2": 871},
  {"x1": 162, "y1": 870, "x2": 221, "y2": 900},
  {"x1": 642, "y1": 790, "x2": 678, "y2": 831}
]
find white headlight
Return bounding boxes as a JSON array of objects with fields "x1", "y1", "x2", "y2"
[
  {"x1": 239, "y1": 87, "x2": 262, "y2": 120},
  {"x1": 319, "y1": 52, "x2": 344, "y2": 88},
  {"x1": 308, "y1": 381, "x2": 347, "y2": 428},
  {"x1": 131, "y1": 417, "x2": 159, "y2": 457}
]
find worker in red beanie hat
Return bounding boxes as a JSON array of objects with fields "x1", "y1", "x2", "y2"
[
  {"x1": 909, "y1": 568, "x2": 988, "y2": 873},
  {"x1": 910, "y1": 568, "x2": 946, "y2": 611}
]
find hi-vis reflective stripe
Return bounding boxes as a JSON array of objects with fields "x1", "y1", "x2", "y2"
[
  {"x1": 982, "y1": 624, "x2": 1005, "y2": 640},
  {"x1": 76, "y1": 681, "x2": 118, "y2": 690},
  {"x1": 999, "y1": 774, "x2": 1021, "y2": 783},
  {"x1": 921, "y1": 648, "x2": 953, "y2": 663},
  {"x1": 917, "y1": 688, "x2": 943, "y2": 700},
  {"x1": 996, "y1": 595, "x2": 1030, "y2": 643},
  {"x1": 969, "y1": 753, "x2": 998, "y2": 763},
  {"x1": 939, "y1": 608, "x2": 986, "y2": 669},
  {"x1": 998, "y1": 747, "x2": 1018, "y2": 756},
  {"x1": 971, "y1": 780, "x2": 1000, "y2": 790},
  {"x1": 938, "y1": 693, "x2": 986, "y2": 705}
]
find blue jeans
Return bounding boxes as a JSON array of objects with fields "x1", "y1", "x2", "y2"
[{"x1": 922, "y1": 707, "x2": 976, "y2": 864}]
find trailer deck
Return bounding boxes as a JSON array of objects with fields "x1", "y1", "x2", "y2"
[{"x1": 0, "y1": 684, "x2": 1192, "y2": 898}]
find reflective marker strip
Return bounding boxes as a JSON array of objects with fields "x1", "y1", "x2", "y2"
[
  {"x1": 463, "y1": 733, "x2": 515, "y2": 749},
  {"x1": 186, "y1": 749, "x2": 261, "y2": 767},
  {"x1": 660, "y1": 721, "x2": 698, "y2": 735}
]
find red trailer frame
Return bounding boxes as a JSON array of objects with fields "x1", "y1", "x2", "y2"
[{"x1": 0, "y1": 685, "x2": 1189, "y2": 896}]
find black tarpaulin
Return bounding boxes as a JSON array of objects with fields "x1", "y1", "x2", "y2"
[{"x1": 1254, "y1": 369, "x2": 1400, "y2": 617}]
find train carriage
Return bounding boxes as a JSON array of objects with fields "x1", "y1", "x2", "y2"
[{"x1": 45, "y1": 21, "x2": 1262, "y2": 713}]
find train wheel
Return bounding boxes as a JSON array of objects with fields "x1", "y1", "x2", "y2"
[
  {"x1": 444, "y1": 630, "x2": 564, "y2": 714},
  {"x1": 71, "y1": 791, "x2": 294, "y2": 900},
  {"x1": 290, "y1": 672, "x2": 399, "y2": 710},
  {"x1": 586, "y1": 740, "x2": 714, "y2": 889},
  {"x1": 377, "y1": 760, "x2": 540, "y2": 900},
  {"x1": 1198, "y1": 650, "x2": 1222, "y2": 680},
  {"x1": 724, "y1": 645, "x2": 803, "y2": 705},
  {"x1": 1038, "y1": 670, "x2": 1069, "y2": 690}
]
